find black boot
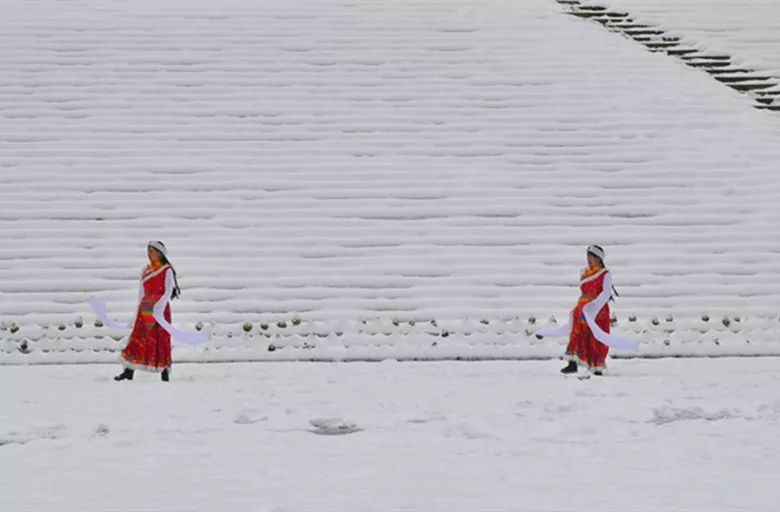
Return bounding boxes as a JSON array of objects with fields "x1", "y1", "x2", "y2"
[
  {"x1": 114, "y1": 368, "x2": 134, "y2": 381},
  {"x1": 161, "y1": 369, "x2": 170, "y2": 382},
  {"x1": 560, "y1": 361, "x2": 578, "y2": 374}
]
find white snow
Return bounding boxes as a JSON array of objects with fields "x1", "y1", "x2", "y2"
[
  {"x1": 2, "y1": 358, "x2": 779, "y2": 511},
  {"x1": 1, "y1": 0, "x2": 780, "y2": 361}
]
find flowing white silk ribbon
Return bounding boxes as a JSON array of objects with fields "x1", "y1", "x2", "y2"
[{"x1": 89, "y1": 296, "x2": 209, "y2": 346}]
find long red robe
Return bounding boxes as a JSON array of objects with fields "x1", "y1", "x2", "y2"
[
  {"x1": 565, "y1": 266, "x2": 610, "y2": 369},
  {"x1": 120, "y1": 264, "x2": 172, "y2": 372}
]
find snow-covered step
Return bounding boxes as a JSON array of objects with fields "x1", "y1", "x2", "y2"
[{"x1": 2, "y1": 313, "x2": 779, "y2": 363}]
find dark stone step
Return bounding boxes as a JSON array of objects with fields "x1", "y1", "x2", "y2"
[
  {"x1": 705, "y1": 68, "x2": 755, "y2": 75},
  {"x1": 755, "y1": 105, "x2": 780, "y2": 111},
  {"x1": 714, "y1": 75, "x2": 773, "y2": 83},
  {"x1": 645, "y1": 41, "x2": 680, "y2": 49},
  {"x1": 667, "y1": 48, "x2": 699, "y2": 56},
  {"x1": 576, "y1": 5, "x2": 607, "y2": 10},
  {"x1": 625, "y1": 29, "x2": 664, "y2": 36},
  {"x1": 755, "y1": 97, "x2": 775, "y2": 105},
  {"x1": 689, "y1": 62, "x2": 734, "y2": 69},
  {"x1": 686, "y1": 60, "x2": 733, "y2": 68},
  {"x1": 571, "y1": 11, "x2": 608, "y2": 19},
  {"x1": 680, "y1": 54, "x2": 731, "y2": 61},
  {"x1": 611, "y1": 24, "x2": 653, "y2": 29},
  {"x1": 729, "y1": 82, "x2": 778, "y2": 92}
]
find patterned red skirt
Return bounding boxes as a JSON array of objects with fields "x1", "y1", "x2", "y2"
[
  {"x1": 120, "y1": 305, "x2": 172, "y2": 372},
  {"x1": 565, "y1": 302, "x2": 610, "y2": 369}
]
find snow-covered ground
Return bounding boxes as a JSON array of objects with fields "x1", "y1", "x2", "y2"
[
  {"x1": 2, "y1": 358, "x2": 779, "y2": 511},
  {"x1": 1, "y1": 0, "x2": 779, "y2": 361}
]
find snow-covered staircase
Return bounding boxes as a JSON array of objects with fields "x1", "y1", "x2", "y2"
[
  {"x1": 1, "y1": 0, "x2": 779, "y2": 362},
  {"x1": 560, "y1": 1, "x2": 780, "y2": 112}
]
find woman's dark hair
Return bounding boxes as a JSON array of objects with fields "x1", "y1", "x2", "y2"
[
  {"x1": 160, "y1": 254, "x2": 182, "y2": 300},
  {"x1": 150, "y1": 241, "x2": 181, "y2": 300}
]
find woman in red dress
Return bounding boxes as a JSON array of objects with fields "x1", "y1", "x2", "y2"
[
  {"x1": 535, "y1": 245, "x2": 638, "y2": 377},
  {"x1": 114, "y1": 241, "x2": 181, "y2": 382}
]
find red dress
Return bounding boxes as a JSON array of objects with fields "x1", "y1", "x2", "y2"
[
  {"x1": 565, "y1": 266, "x2": 610, "y2": 370},
  {"x1": 120, "y1": 264, "x2": 172, "y2": 372}
]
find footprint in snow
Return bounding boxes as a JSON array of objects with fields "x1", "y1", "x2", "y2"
[
  {"x1": 0, "y1": 424, "x2": 66, "y2": 446},
  {"x1": 649, "y1": 406, "x2": 744, "y2": 425},
  {"x1": 234, "y1": 413, "x2": 269, "y2": 425},
  {"x1": 544, "y1": 403, "x2": 577, "y2": 414},
  {"x1": 407, "y1": 413, "x2": 446, "y2": 424},
  {"x1": 309, "y1": 418, "x2": 361, "y2": 436}
]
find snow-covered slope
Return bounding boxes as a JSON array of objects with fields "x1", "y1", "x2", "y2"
[
  {"x1": 605, "y1": 0, "x2": 780, "y2": 79},
  {"x1": 1, "y1": 0, "x2": 779, "y2": 362}
]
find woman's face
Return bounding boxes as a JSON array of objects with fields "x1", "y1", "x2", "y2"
[
  {"x1": 148, "y1": 246, "x2": 164, "y2": 265},
  {"x1": 587, "y1": 253, "x2": 601, "y2": 267}
]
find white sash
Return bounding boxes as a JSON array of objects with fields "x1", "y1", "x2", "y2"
[{"x1": 534, "y1": 271, "x2": 639, "y2": 350}]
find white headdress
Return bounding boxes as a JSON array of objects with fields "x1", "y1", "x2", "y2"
[
  {"x1": 148, "y1": 240, "x2": 168, "y2": 257},
  {"x1": 586, "y1": 244, "x2": 605, "y2": 262}
]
